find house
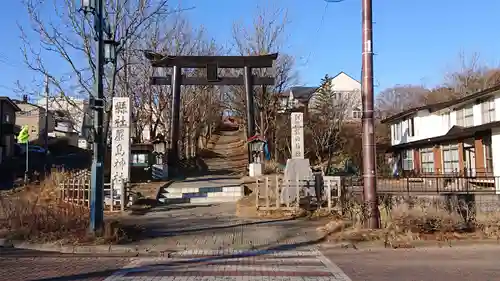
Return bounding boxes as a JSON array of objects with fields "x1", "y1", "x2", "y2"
[
  {"x1": 278, "y1": 72, "x2": 362, "y2": 119},
  {"x1": 382, "y1": 84, "x2": 500, "y2": 182},
  {"x1": 37, "y1": 95, "x2": 87, "y2": 135},
  {"x1": 14, "y1": 95, "x2": 55, "y2": 144},
  {"x1": 47, "y1": 110, "x2": 79, "y2": 146},
  {"x1": 0, "y1": 97, "x2": 21, "y2": 163}
]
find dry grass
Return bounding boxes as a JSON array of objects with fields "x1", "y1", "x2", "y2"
[
  {"x1": 317, "y1": 193, "x2": 500, "y2": 248},
  {"x1": 263, "y1": 160, "x2": 283, "y2": 174},
  {"x1": 0, "y1": 172, "x2": 143, "y2": 245}
]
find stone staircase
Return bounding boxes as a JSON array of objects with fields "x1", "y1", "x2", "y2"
[
  {"x1": 158, "y1": 175, "x2": 244, "y2": 204},
  {"x1": 202, "y1": 128, "x2": 248, "y2": 175},
  {"x1": 158, "y1": 127, "x2": 248, "y2": 204}
]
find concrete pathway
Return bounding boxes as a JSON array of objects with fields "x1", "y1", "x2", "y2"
[
  {"x1": 104, "y1": 249, "x2": 352, "y2": 281},
  {"x1": 122, "y1": 202, "x2": 327, "y2": 252}
]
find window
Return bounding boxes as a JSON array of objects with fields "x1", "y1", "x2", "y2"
[
  {"x1": 420, "y1": 148, "x2": 434, "y2": 173},
  {"x1": 442, "y1": 144, "x2": 459, "y2": 174},
  {"x1": 442, "y1": 112, "x2": 451, "y2": 130},
  {"x1": 352, "y1": 109, "x2": 362, "y2": 119},
  {"x1": 131, "y1": 153, "x2": 148, "y2": 167},
  {"x1": 407, "y1": 118, "x2": 415, "y2": 137},
  {"x1": 481, "y1": 99, "x2": 495, "y2": 124},
  {"x1": 402, "y1": 149, "x2": 413, "y2": 171},
  {"x1": 483, "y1": 136, "x2": 493, "y2": 173},
  {"x1": 4, "y1": 114, "x2": 9, "y2": 123},
  {"x1": 394, "y1": 122, "x2": 402, "y2": 140},
  {"x1": 456, "y1": 105, "x2": 474, "y2": 127},
  {"x1": 279, "y1": 97, "x2": 288, "y2": 107}
]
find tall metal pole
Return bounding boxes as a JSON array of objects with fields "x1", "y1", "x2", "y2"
[
  {"x1": 244, "y1": 66, "x2": 255, "y2": 164},
  {"x1": 44, "y1": 74, "x2": 49, "y2": 153},
  {"x1": 361, "y1": 0, "x2": 380, "y2": 229},
  {"x1": 90, "y1": 0, "x2": 105, "y2": 233}
]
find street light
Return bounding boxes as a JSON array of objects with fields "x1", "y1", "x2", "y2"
[
  {"x1": 104, "y1": 39, "x2": 119, "y2": 64},
  {"x1": 80, "y1": 0, "x2": 96, "y2": 14},
  {"x1": 153, "y1": 134, "x2": 167, "y2": 164},
  {"x1": 80, "y1": 0, "x2": 112, "y2": 234}
]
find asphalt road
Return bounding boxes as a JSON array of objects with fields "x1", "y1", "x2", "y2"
[
  {"x1": 3, "y1": 245, "x2": 500, "y2": 281},
  {"x1": 323, "y1": 244, "x2": 500, "y2": 281}
]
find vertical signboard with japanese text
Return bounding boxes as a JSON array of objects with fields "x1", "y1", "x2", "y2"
[
  {"x1": 291, "y1": 112, "x2": 304, "y2": 159},
  {"x1": 111, "y1": 97, "x2": 131, "y2": 195}
]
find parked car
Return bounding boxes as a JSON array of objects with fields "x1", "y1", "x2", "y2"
[{"x1": 15, "y1": 144, "x2": 49, "y2": 154}]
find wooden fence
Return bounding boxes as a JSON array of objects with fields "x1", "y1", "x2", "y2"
[
  {"x1": 58, "y1": 169, "x2": 127, "y2": 212},
  {"x1": 255, "y1": 175, "x2": 342, "y2": 212}
]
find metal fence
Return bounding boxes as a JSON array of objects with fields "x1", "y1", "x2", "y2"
[
  {"x1": 338, "y1": 174, "x2": 500, "y2": 220},
  {"x1": 343, "y1": 174, "x2": 497, "y2": 195}
]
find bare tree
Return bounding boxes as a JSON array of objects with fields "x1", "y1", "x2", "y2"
[
  {"x1": 444, "y1": 52, "x2": 500, "y2": 97},
  {"x1": 375, "y1": 85, "x2": 429, "y2": 117},
  {"x1": 18, "y1": 0, "x2": 177, "y2": 141},
  {"x1": 229, "y1": 7, "x2": 298, "y2": 163}
]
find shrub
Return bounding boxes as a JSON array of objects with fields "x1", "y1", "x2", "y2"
[{"x1": 0, "y1": 172, "x2": 142, "y2": 244}]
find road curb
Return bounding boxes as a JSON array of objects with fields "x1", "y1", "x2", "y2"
[
  {"x1": 12, "y1": 242, "x2": 176, "y2": 256},
  {"x1": 0, "y1": 238, "x2": 13, "y2": 248}
]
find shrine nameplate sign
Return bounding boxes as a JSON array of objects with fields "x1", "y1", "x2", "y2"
[
  {"x1": 111, "y1": 97, "x2": 131, "y2": 194},
  {"x1": 291, "y1": 112, "x2": 304, "y2": 159}
]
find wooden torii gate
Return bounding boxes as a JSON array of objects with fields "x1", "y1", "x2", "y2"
[{"x1": 144, "y1": 52, "x2": 278, "y2": 176}]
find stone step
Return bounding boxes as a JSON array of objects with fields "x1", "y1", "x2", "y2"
[
  {"x1": 218, "y1": 130, "x2": 243, "y2": 136},
  {"x1": 158, "y1": 195, "x2": 242, "y2": 204},
  {"x1": 190, "y1": 196, "x2": 241, "y2": 204},
  {"x1": 163, "y1": 191, "x2": 243, "y2": 199},
  {"x1": 205, "y1": 159, "x2": 248, "y2": 164},
  {"x1": 164, "y1": 185, "x2": 244, "y2": 194}
]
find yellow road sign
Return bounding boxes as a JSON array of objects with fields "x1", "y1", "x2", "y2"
[{"x1": 17, "y1": 125, "x2": 29, "y2": 144}]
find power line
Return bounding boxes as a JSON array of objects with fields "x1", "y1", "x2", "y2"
[{"x1": 301, "y1": 2, "x2": 329, "y2": 67}]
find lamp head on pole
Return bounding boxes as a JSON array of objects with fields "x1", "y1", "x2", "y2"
[
  {"x1": 104, "y1": 39, "x2": 119, "y2": 64},
  {"x1": 80, "y1": 0, "x2": 96, "y2": 14},
  {"x1": 153, "y1": 134, "x2": 166, "y2": 154}
]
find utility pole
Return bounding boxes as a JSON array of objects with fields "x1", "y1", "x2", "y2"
[
  {"x1": 44, "y1": 74, "x2": 49, "y2": 153},
  {"x1": 361, "y1": 0, "x2": 380, "y2": 228},
  {"x1": 90, "y1": 0, "x2": 105, "y2": 233}
]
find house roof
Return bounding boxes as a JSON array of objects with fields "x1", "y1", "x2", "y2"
[
  {"x1": 288, "y1": 86, "x2": 318, "y2": 101},
  {"x1": 381, "y1": 83, "x2": 500, "y2": 124},
  {"x1": 12, "y1": 99, "x2": 47, "y2": 112},
  {"x1": 331, "y1": 71, "x2": 360, "y2": 84},
  {"x1": 387, "y1": 120, "x2": 500, "y2": 151},
  {"x1": 0, "y1": 97, "x2": 22, "y2": 112}
]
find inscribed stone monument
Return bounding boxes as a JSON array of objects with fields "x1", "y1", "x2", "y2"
[
  {"x1": 281, "y1": 112, "x2": 314, "y2": 204},
  {"x1": 110, "y1": 97, "x2": 131, "y2": 202}
]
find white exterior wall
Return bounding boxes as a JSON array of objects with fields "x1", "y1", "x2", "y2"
[
  {"x1": 389, "y1": 90, "x2": 500, "y2": 187},
  {"x1": 473, "y1": 103, "x2": 482, "y2": 126},
  {"x1": 390, "y1": 91, "x2": 500, "y2": 147},
  {"x1": 391, "y1": 110, "x2": 445, "y2": 146},
  {"x1": 492, "y1": 128, "x2": 500, "y2": 193},
  {"x1": 308, "y1": 72, "x2": 362, "y2": 115}
]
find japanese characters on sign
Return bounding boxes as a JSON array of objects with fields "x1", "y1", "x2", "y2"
[
  {"x1": 291, "y1": 112, "x2": 304, "y2": 159},
  {"x1": 111, "y1": 97, "x2": 131, "y2": 192}
]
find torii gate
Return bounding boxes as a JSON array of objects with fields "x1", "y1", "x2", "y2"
[{"x1": 144, "y1": 52, "x2": 278, "y2": 176}]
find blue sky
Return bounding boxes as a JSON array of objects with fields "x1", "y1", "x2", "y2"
[{"x1": 0, "y1": 0, "x2": 499, "y2": 98}]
